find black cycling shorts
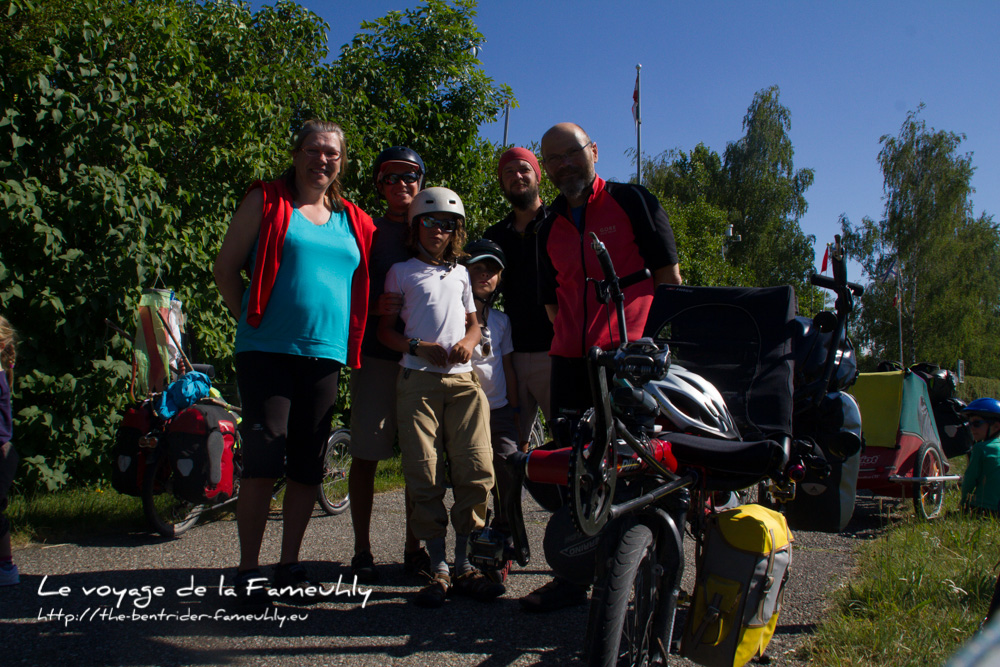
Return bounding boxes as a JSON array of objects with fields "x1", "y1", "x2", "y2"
[{"x1": 235, "y1": 351, "x2": 341, "y2": 486}]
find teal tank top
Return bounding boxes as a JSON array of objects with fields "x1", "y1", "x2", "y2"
[{"x1": 236, "y1": 207, "x2": 360, "y2": 362}]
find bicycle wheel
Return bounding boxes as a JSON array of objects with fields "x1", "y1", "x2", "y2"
[
  {"x1": 317, "y1": 428, "x2": 351, "y2": 515},
  {"x1": 914, "y1": 443, "x2": 945, "y2": 520},
  {"x1": 527, "y1": 412, "x2": 546, "y2": 452},
  {"x1": 586, "y1": 523, "x2": 661, "y2": 667},
  {"x1": 141, "y1": 448, "x2": 204, "y2": 538}
]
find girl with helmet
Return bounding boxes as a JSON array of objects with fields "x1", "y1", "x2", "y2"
[
  {"x1": 960, "y1": 398, "x2": 1000, "y2": 514},
  {"x1": 377, "y1": 188, "x2": 502, "y2": 607}
]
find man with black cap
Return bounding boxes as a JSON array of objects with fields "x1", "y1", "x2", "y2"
[
  {"x1": 348, "y1": 146, "x2": 431, "y2": 583},
  {"x1": 484, "y1": 147, "x2": 553, "y2": 451}
]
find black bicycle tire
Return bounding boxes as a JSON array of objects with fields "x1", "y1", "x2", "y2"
[
  {"x1": 317, "y1": 429, "x2": 351, "y2": 515},
  {"x1": 141, "y1": 448, "x2": 203, "y2": 537},
  {"x1": 586, "y1": 523, "x2": 661, "y2": 667}
]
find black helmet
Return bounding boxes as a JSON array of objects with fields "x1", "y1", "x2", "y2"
[
  {"x1": 462, "y1": 238, "x2": 506, "y2": 269},
  {"x1": 372, "y1": 146, "x2": 425, "y2": 190}
]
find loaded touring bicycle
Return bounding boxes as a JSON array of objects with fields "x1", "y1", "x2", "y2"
[{"x1": 108, "y1": 288, "x2": 351, "y2": 537}]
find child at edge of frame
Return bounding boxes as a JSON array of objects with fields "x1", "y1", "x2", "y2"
[
  {"x1": 377, "y1": 187, "x2": 504, "y2": 608},
  {"x1": 0, "y1": 314, "x2": 20, "y2": 587}
]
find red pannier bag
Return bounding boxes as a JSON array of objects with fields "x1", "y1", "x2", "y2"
[
  {"x1": 111, "y1": 401, "x2": 157, "y2": 496},
  {"x1": 165, "y1": 403, "x2": 237, "y2": 504}
]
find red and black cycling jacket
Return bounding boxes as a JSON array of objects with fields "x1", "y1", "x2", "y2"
[{"x1": 537, "y1": 176, "x2": 678, "y2": 358}]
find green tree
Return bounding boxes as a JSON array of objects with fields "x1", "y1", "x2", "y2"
[
  {"x1": 0, "y1": 0, "x2": 511, "y2": 491},
  {"x1": 642, "y1": 146, "x2": 746, "y2": 287},
  {"x1": 1, "y1": 0, "x2": 337, "y2": 489},
  {"x1": 328, "y1": 0, "x2": 512, "y2": 238},
  {"x1": 841, "y1": 106, "x2": 1000, "y2": 374},
  {"x1": 639, "y1": 89, "x2": 821, "y2": 302},
  {"x1": 723, "y1": 85, "x2": 816, "y2": 290}
]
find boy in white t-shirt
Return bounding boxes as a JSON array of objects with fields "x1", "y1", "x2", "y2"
[
  {"x1": 378, "y1": 188, "x2": 502, "y2": 607},
  {"x1": 463, "y1": 239, "x2": 520, "y2": 584}
]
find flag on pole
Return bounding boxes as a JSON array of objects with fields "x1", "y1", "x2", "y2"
[
  {"x1": 878, "y1": 257, "x2": 899, "y2": 284},
  {"x1": 632, "y1": 71, "x2": 639, "y2": 126},
  {"x1": 820, "y1": 245, "x2": 829, "y2": 273}
]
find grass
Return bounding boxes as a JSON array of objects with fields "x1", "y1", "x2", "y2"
[
  {"x1": 7, "y1": 486, "x2": 149, "y2": 545},
  {"x1": 803, "y1": 455, "x2": 998, "y2": 666},
  {"x1": 9, "y1": 454, "x2": 408, "y2": 545}
]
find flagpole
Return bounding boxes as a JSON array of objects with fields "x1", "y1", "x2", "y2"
[
  {"x1": 635, "y1": 63, "x2": 642, "y2": 184},
  {"x1": 502, "y1": 101, "x2": 510, "y2": 146},
  {"x1": 897, "y1": 262, "x2": 904, "y2": 368}
]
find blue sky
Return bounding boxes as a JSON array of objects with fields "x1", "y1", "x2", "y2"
[{"x1": 260, "y1": 1, "x2": 998, "y2": 275}]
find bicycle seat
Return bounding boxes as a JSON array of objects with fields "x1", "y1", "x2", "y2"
[
  {"x1": 190, "y1": 363, "x2": 216, "y2": 379},
  {"x1": 661, "y1": 431, "x2": 789, "y2": 491}
]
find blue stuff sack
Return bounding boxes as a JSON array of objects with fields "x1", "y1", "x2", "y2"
[{"x1": 155, "y1": 371, "x2": 212, "y2": 419}]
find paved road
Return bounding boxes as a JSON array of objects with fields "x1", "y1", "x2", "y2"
[{"x1": 1, "y1": 489, "x2": 884, "y2": 666}]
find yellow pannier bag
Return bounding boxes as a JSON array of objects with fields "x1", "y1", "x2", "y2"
[{"x1": 681, "y1": 504, "x2": 793, "y2": 667}]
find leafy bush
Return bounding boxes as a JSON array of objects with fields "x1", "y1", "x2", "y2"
[{"x1": 1, "y1": 0, "x2": 510, "y2": 492}]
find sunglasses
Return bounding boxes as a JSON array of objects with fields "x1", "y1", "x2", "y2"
[
  {"x1": 420, "y1": 217, "x2": 458, "y2": 233},
  {"x1": 969, "y1": 419, "x2": 990, "y2": 428},
  {"x1": 381, "y1": 172, "x2": 421, "y2": 186}
]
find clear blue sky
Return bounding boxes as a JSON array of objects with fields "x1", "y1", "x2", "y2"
[{"x1": 259, "y1": 0, "x2": 998, "y2": 275}]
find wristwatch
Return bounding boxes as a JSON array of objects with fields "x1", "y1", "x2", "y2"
[{"x1": 408, "y1": 338, "x2": 421, "y2": 356}]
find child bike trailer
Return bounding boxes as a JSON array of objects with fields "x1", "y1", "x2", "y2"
[{"x1": 849, "y1": 369, "x2": 961, "y2": 519}]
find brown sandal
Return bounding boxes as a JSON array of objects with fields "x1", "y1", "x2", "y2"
[{"x1": 414, "y1": 572, "x2": 450, "y2": 608}]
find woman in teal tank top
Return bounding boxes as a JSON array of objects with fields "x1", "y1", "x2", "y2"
[{"x1": 214, "y1": 120, "x2": 375, "y2": 602}]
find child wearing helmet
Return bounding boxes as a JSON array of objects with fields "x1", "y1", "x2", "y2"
[
  {"x1": 464, "y1": 239, "x2": 520, "y2": 584},
  {"x1": 377, "y1": 188, "x2": 502, "y2": 606},
  {"x1": 960, "y1": 398, "x2": 1000, "y2": 514}
]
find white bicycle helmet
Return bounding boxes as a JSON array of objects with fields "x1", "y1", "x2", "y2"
[
  {"x1": 646, "y1": 365, "x2": 741, "y2": 440},
  {"x1": 408, "y1": 186, "x2": 465, "y2": 222}
]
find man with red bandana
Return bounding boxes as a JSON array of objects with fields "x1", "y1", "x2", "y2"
[
  {"x1": 485, "y1": 147, "x2": 553, "y2": 451},
  {"x1": 521, "y1": 122, "x2": 682, "y2": 613}
]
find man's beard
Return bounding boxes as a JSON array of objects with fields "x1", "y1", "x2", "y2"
[
  {"x1": 505, "y1": 183, "x2": 539, "y2": 211},
  {"x1": 555, "y1": 170, "x2": 591, "y2": 201}
]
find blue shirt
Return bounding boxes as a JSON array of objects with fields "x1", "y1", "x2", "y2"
[{"x1": 236, "y1": 207, "x2": 360, "y2": 362}]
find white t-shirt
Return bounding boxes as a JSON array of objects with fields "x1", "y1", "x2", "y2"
[
  {"x1": 471, "y1": 307, "x2": 513, "y2": 409},
  {"x1": 385, "y1": 258, "x2": 476, "y2": 374}
]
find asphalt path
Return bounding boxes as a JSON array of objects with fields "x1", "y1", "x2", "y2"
[{"x1": 0, "y1": 488, "x2": 887, "y2": 666}]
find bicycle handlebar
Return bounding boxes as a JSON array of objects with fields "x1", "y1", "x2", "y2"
[
  {"x1": 810, "y1": 273, "x2": 864, "y2": 297},
  {"x1": 592, "y1": 233, "x2": 618, "y2": 282}
]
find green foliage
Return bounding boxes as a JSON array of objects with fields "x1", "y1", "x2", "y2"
[
  {"x1": 842, "y1": 107, "x2": 1000, "y2": 376},
  {"x1": 328, "y1": 0, "x2": 512, "y2": 239},
  {"x1": 1, "y1": 0, "x2": 511, "y2": 492},
  {"x1": 1, "y1": 0, "x2": 338, "y2": 490},
  {"x1": 722, "y1": 85, "x2": 816, "y2": 291},
  {"x1": 642, "y1": 147, "x2": 747, "y2": 287},
  {"x1": 957, "y1": 375, "x2": 1000, "y2": 404},
  {"x1": 640, "y1": 88, "x2": 821, "y2": 307},
  {"x1": 807, "y1": 486, "x2": 997, "y2": 666}
]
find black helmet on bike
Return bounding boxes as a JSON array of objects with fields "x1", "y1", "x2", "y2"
[{"x1": 372, "y1": 146, "x2": 426, "y2": 191}]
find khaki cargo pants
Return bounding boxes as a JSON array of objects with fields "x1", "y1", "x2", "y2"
[{"x1": 396, "y1": 369, "x2": 494, "y2": 540}]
